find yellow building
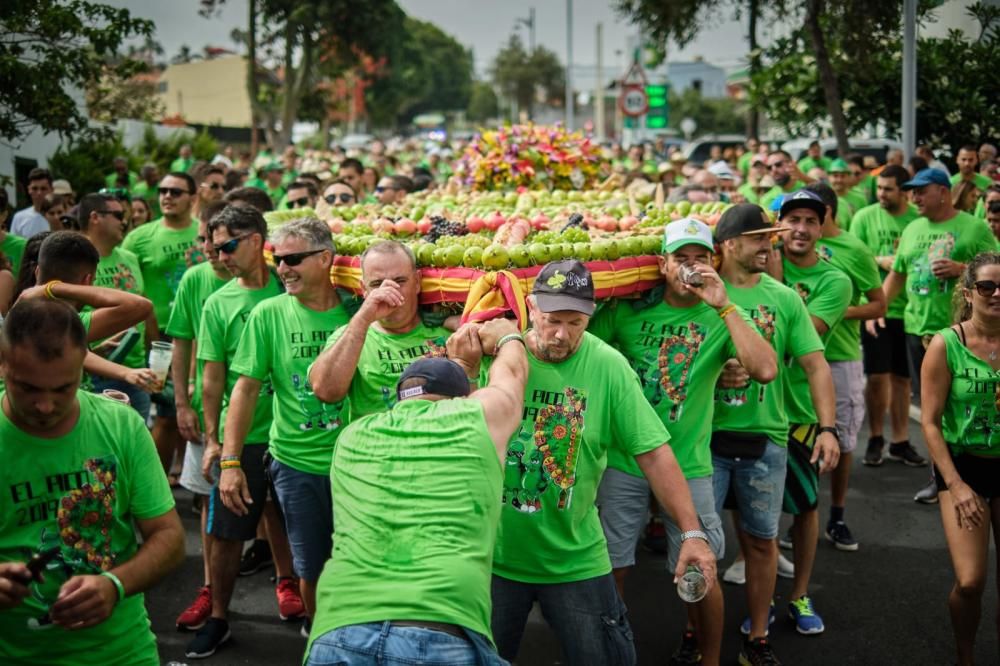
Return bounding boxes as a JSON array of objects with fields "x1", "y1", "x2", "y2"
[{"x1": 157, "y1": 55, "x2": 252, "y2": 128}]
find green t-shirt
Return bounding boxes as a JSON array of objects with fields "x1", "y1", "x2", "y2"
[
  {"x1": 93, "y1": 247, "x2": 147, "y2": 369},
  {"x1": 310, "y1": 399, "x2": 501, "y2": 650},
  {"x1": 761, "y1": 180, "x2": 807, "y2": 209},
  {"x1": 321, "y1": 322, "x2": 450, "y2": 419},
  {"x1": 781, "y1": 256, "x2": 852, "y2": 424},
  {"x1": 736, "y1": 182, "x2": 760, "y2": 205},
  {"x1": 0, "y1": 232, "x2": 27, "y2": 277},
  {"x1": 798, "y1": 156, "x2": 832, "y2": 173},
  {"x1": 164, "y1": 262, "x2": 231, "y2": 424},
  {"x1": 491, "y1": 333, "x2": 670, "y2": 584},
  {"x1": 850, "y1": 203, "x2": 920, "y2": 320},
  {"x1": 738, "y1": 152, "x2": 753, "y2": 177},
  {"x1": 170, "y1": 156, "x2": 194, "y2": 173},
  {"x1": 231, "y1": 294, "x2": 352, "y2": 474},
  {"x1": 129, "y1": 182, "x2": 161, "y2": 219},
  {"x1": 938, "y1": 327, "x2": 1000, "y2": 455},
  {"x1": 891, "y1": 212, "x2": 997, "y2": 336},
  {"x1": 196, "y1": 274, "x2": 283, "y2": 444},
  {"x1": 835, "y1": 196, "x2": 855, "y2": 229},
  {"x1": 589, "y1": 300, "x2": 743, "y2": 479},
  {"x1": 817, "y1": 231, "x2": 883, "y2": 362},
  {"x1": 845, "y1": 187, "x2": 869, "y2": 214},
  {"x1": 0, "y1": 391, "x2": 175, "y2": 665},
  {"x1": 122, "y1": 218, "x2": 206, "y2": 327},
  {"x1": 951, "y1": 172, "x2": 993, "y2": 193},
  {"x1": 713, "y1": 274, "x2": 824, "y2": 445},
  {"x1": 104, "y1": 171, "x2": 138, "y2": 189}
]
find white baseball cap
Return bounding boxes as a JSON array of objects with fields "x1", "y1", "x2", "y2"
[{"x1": 662, "y1": 218, "x2": 715, "y2": 254}]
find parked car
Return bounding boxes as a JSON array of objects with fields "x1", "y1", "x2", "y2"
[
  {"x1": 781, "y1": 137, "x2": 904, "y2": 164},
  {"x1": 681, "y1": 134, "x2": 749, "y2": 165}
]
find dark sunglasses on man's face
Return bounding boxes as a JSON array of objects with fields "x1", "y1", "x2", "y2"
[
  {"x1": 289, "y1": 197, "x2": 311, "y2": 208},
  {"x1": 974, "y1": 280, "x2": 1000, "y2": 297},
  {"x1": 273, "y1": 249, "x2": 325, "y2": 267},
  {"x1": 325, "y1": 193, "x2": 354, "y2": 204},
  {"x1": 214, "y1": 234, "x2": 252, "y2": 254},
  {"x1": 159, "y1": 186, "x2": 190, "y2": 198},
  {"x1": 100, "y1": 209, "x2": 126, "y2": 221},
  {"x1": 202, "y1": 182, "x2": 224, "y2": 191}
]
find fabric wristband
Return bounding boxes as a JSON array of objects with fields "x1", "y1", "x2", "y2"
[
  {"x1": 100, "y1": 571, "x2": 125, "y2": 604},
  {"x1": 220, "y1": 460, "x2": 241, "y2": 470},
  {"x1": 494, "y1": 333, "x2": 525, "y2": 356},
  {"x1": 44, "y1": 280, "x2": 63, "y2": 300},
  {"x1": 220, "y1": 455, "x2": 241, "y2": 463},
  {"x1": 717, "y1": 304, "x2": 737, "y2": 320}
]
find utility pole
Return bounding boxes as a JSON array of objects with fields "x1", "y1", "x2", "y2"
[
  {"x1": 595, "y1": 22, "x2": 605, "y2": 141},
  {"x1": 902, "y1": 0, "x2": 917, "y2": 158},
  {"x1": 565, "y1": 0, "x2": 574, "y2": 130},
  {"x1": 517, "y1": 8, "x2": 536, "y2": 52}
]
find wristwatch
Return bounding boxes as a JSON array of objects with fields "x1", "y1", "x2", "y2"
[
  {"x1": 679, "y1": 530, "x2": 709, "y2": 544},
  {"x1": 817, "y1": 426, "x2": 841, "y2": 441}
]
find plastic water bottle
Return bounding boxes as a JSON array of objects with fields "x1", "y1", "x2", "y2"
[{"x1": 676, "y1": 565, "x2": 708, "y2": 603}]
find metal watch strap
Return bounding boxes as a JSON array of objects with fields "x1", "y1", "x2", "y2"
[{"x1": 679, "y1": 529, "x2": 709, "y2": 543}]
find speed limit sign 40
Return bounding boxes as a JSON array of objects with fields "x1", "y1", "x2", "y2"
[{"x1": 619, "y1": 85, "x2": 649, "y2": 117}]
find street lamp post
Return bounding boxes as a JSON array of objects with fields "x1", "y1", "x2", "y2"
[{"x1": 566, "y1": 0, "x2": 574, "y2": 130}]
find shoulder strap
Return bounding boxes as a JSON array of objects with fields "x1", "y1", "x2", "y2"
[{"x1": 950, "y1": 323, "x2": 966, "y2": 347}]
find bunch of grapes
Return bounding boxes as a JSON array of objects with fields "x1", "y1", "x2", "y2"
[{"x1": 424, "y1": 215, "x2": 468, "y2": 243}]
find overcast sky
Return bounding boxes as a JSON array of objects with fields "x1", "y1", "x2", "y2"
[{"x1": 114, "y1": 0, "x2": 754, "y2": 77}]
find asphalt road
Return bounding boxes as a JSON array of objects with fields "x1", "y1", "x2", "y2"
[{"x1": 148, "y1": 418, "x2": 999, "y2": 665}]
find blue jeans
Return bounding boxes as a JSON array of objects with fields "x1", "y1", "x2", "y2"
[
  {"x1": 305, "y1": 621, "x2": 507, "y2": 666},
  {"x1": 268, "y1": 458, "x2": 333, "y2": 581},
  {"x1": 90, "y1": 377, "x2": 151, "y2": 423},
  {"x1": 712, "y1": 440, "x2": 787, "y2": 539},
  {"x1": 491, "y1": 573, "x2": 635, "y2": 666}
]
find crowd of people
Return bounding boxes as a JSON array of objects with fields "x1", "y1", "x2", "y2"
[{"x1": 0, "y1": 134, "x2": 998, "y2": 666}]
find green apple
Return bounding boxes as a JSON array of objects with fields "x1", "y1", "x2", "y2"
[
  {"x1": 641, "y1": 236, "x2": 663, "y2": 255},
  {"x1": 676, "y1": 201, "x2": 691, "y2": 216},
  {"x1": 445, "y1": 245, "x2": 465, "y2": 267},
  {"x1": 481, "y1": 244, "x2": 510, "y2": 270},
  {"x1": 415, "y1": 243, "x2": 436, "y2": 267},
  {"x1": 573, "y1": 242, "x2": 592, "y2": 262},
  {"x1": 528, "y1": 243, "x2": 552, "y2": 265},
  {"x1": 463, "y1": 246, "x2": 483, "y2": 268},
  {"x1": 432, "y1": 246, "x2": 451, "y2": 268},
  {"x1": 509, "y1": 244, "x2": 532, "y2": 268}
]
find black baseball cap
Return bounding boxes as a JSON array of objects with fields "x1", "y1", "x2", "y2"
[
  {"x1": 396, "y1": 357, "x2": 471, "y2": 401},
  {"x1": 779, "y1": 189, "x2": 827, "y2": 221},
  {"x1": 714, "y1": 203, "x2": 784, "y2": 242},
  {"x1": 531, "y1": 260, "x2": 595, "y2": 316}
]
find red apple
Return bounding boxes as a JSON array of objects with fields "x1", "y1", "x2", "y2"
[
  {"x1": 466, "y1": 215, "x2": 486, "y2": 233},
  {"x1": 395, "y1": 218, "x2": 417, "y2": 235},
  {"x1": 485, "y1": 211, "x2": 506, "y2": 231},
  {"x1": 417, "y1": 216, "x2": 432, "y2": 234}
]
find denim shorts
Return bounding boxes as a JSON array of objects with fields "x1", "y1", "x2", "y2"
[
  {"x1": 268, "y1": 458, "x2": 333, "y2": 581},
  {"x1": 596, "y1": 469, "x2": 724, "y2": 572},
  {"x1": 491, "y1": 573, "x2": 634, "y2": 665},
  {"x1": 711, "y1": 440, "x2": 787, "y2": 539},
  {"x1": 91, "y1": 377, "x2": 152, "y2": 424},
  {"x1": 306, "y1": 621, "x2": 507, "y2": 666}
]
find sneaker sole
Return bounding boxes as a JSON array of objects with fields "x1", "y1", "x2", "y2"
[
  {"x1": 279, "y1": 612, "x2": 305, "y2": 621},
  {"x1": 825, "y1": 532, "x2": 860, "y2": 551},
  {"x1": 185, "y1": 629, "x2": 232, "y2": 659},
  {"x1": 238, "y1": 561, "x2": 274, "y2": 577},
  {"x1": 176, "y1": 619, "x2": 207, "y2": 631},
  {"x1": 776, "y1": 567, "x2": 795, "y2": 579},
  {"x1": 788, "y1": 612, "x2": 824, "y2": 635},
  {"x1": 862, "y1": 457, "x2": 884, "y2": 466},
  {"x1": 886, "y1": 453, "x2": 928, "y2": 467},
  {"x1": 914, "y1": 495, "x2": 939, "y2": 504}
]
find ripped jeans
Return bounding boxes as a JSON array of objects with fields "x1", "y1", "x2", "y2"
[
  {"x1": 712, "y1": 440, "x2": 787, "y2": 539},
  {"x1": 490, "y1": 573, "x2": 636, "y2": 666}
]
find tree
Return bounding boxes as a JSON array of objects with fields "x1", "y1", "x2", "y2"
[
  {"x1": 365, "y1": 17, "x2": 474, "y2": 128},
  {"x1": 669, "y1": 88, "x2": 746, "y2": 136},
  {"x1": 489, "y1": 34, "x2": 565, "y2": 120},
  {"x1": 467, "y1": 81, "x2": 499, "y2": 123},
  {"x1": 0, "y1": 0, "x2": 153, "y2": 144},
  {"x1": 85, "y1": 69, "x2": 165, "y2": 123}
]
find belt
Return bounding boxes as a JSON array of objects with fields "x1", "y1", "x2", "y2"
[{"x1": 391, "y1": 620, "x2": 469, "y2": 641}]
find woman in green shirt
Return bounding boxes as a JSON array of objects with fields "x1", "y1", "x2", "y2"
[{"x1": 921, "y1": 252, "x2": 1000, "y2": 666}]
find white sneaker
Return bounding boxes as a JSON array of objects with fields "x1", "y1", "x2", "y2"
[
  {"x1": 777, "y1": 553, "x2": 795, "y2": 579},
  {"x1": 722, "y1": 559, "x2": 746, "y2": 585}
]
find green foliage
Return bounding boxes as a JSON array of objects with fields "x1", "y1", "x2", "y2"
[
  {"x1": 48, "y1": 132, "x2": 131, "y2": 196},
  {"x1": 366, "y1": 16, "x2": 475, "y2": 128},
  {"x1": 614, "y1": 0, "x2": 732, "y2": 48},
  {"x1": 489, "y1": 34, "x2": 565, "y2": 118},
  {"x1": 133, "y1": 126, "x2": 217, "y2": 173},
  {"x1": 467, "y1": 81, "x2": 500, "y2": 123},
  {"x1": 750, "y1": 2, "x2": 1000, "y2": 151},
  {"x1": 669, "y1": 88, "x2": 746, "y2": 135},
  {"x1": 0, "y1": 0, "x2": 153, "y2": 142},
  {"x1": 85, "y1": 69, "x2": 165, "y2": 123}
]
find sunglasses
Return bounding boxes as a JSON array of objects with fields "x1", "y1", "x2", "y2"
[
  {"x1": 201, "y1": 182, "x2": 224, "y2": 191},
  {"x1": 325, "y1": 193, "x2": 354, "y2": 204},
  {"x1": 99, "y1": 187, "x2": 131, "y2": 202},
  {"x1": 289, "y1": 196, "x2": 311, "y2": 208},
  {"x1": 214, "y1": 234, "x2": 253, "y2": 254},
  {"x1": 158, "y1": 186, "x2": 190, "y2": 197},
  {"x1": 273, "y1": 249, "x2": 325, "y2": 267},
  {"x1": 973, "y1": 280, "x2": 1000, "y2": 297},
  {"x1": 100, "y1": 209, "x2": 126, "y2": 221}
]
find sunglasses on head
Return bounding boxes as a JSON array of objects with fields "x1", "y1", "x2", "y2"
[
  {"x1": 100, "y1": 209, "x2": 126, "y2": 221},
  {"x1": 158, "y1": 186, "x2": 190, "y2": 197},
  {"x1": 273, "y1": 249, "x2": 325, "y2": 267},
  {"x1": 98, "y1": 187, "x2": 131, "y2": 202},
  {"x1": 289, "y1": 197, "x2": 311, "y2": 208},
  {"x1": 214, "y1": 234, "x2": 253, "y2": 254},
  {"x1": 325, "y1": 193, "x2": 354, "y2": 204},
  {"x1": 973, "y1": 280, "x2": 1000, "y2": 297}
]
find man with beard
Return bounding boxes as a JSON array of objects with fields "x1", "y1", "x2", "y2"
[
  {"x1": 952, "y1": 145, "x2": 992, "y2": 193},
  {"x1": 760, "y1": 151, "x2": 806, "y2": 210}
]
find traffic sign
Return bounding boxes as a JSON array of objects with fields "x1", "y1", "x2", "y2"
[{"x1": 620, "y1": 85, "x2": 649, "y2": 117}]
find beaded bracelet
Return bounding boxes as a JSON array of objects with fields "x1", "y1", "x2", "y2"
[
  {"x1": 100, "y1": 571, "x2": 125, "y2": 604},
  {"x1": 494, "y1": 333, "x2": 525, "y2": 356},
  {"x1": 717, "y1": 304, "x2": 738, "y2": 320}
]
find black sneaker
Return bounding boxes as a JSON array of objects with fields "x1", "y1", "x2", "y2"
[
  {"x1": 862, "y1": 436, "x2": 884, "y2": 466},
  {"x1": 239, "y1": 539, "x2": 273, "y2": 577},
  {"x1": 185, "y1": 617, "x2": 231, "y2": 659},
  {"x1": 668, "y1": 630, "x2": 702, "y2": 665},
  {"x1": 887, "y1": 441, "x2": 927, "y2": 467},
  {"x1": 739, "y1": 636, "x2": 781, "y2": 666},
  {"x1": 825, "y1": 521, "x2": 859, "y2": 551},
  {"x1": 914, "y1": 478, "x2": 939, "y2": 504}
]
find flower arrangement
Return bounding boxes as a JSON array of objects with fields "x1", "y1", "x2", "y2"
[{"x1": 461, "y1": 123, "x2": 604, "y2": 191}]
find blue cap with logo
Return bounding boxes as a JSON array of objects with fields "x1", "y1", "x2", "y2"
[
  {"x1": 902, "y1": 168, "x2": 951, "y2": 190},
  {"x1": 779, "y1": 189, "x2": 827, "y2": 221}
]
